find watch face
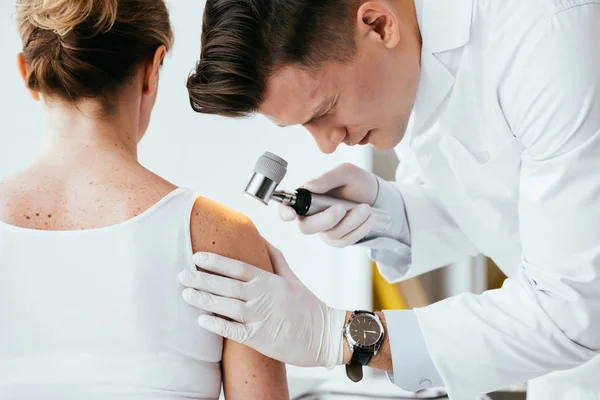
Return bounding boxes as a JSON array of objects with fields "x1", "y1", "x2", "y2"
[{"x1": 349, "y1": 315, "x2": 382, "y2": 347}]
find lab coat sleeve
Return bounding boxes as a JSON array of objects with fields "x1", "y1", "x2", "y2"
[
  {"x1": 411, "y1": 6, "x2": 600, "y2": 398},
  {"x1": 383, "y1": 309, "x2": 444, "y2": 391},
  {"x1": 359, "y1": 155, "x2": 479, "y2": 283},
  {"x1": 357, "y1": 177, "x2": 413, "y2": 282}
]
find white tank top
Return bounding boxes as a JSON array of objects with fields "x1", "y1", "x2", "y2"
[{"x1": 0, "y1": 188, "x2": 223, "y2": 400}]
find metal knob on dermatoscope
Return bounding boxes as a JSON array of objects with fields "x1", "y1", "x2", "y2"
[{"x1": 244, "y1": 152, "x2": 392, "y2": 235}]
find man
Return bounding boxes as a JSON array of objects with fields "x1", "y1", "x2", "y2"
[{"x1": 180, "y1": 0, "x2": 600, "y2": 398}]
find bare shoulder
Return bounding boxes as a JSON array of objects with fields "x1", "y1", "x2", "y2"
[{"x1": 190, "y1": 196, "x2": 273, "y2": 273}]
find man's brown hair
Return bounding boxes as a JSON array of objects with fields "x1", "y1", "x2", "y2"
[{"x1": 187, "y1": 0, "x2": 361, "y2": 118}]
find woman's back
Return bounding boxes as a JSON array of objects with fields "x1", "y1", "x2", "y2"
[
  {"x1": 0, "y1": 188, "x2": 222, "y2": 399},
  {"x1": 0, "y1": 0, "x2": 288, "y2": 397}
]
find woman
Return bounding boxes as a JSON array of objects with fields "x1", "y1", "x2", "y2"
[{"x1": 0, "y1": 0, "x2": 288, "y2": 399}]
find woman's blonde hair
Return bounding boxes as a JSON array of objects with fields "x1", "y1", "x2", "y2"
[{"x1": 16, "y1": 0, "x2": 174, "y2": 104}]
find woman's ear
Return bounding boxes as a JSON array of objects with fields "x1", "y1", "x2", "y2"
[
  {"x1": 143, "y1": 45, "x2": 167, "y2": 97},
  {"x1": 356, "y1": 1, "x2": 400, "y2": 50},
  {"x1": 17, "y1": 53, "x2": 40, "y2": 101}
]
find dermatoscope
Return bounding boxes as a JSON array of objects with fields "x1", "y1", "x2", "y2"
[{"x1": 244, "y1": 152, "x2": 391, "y2": 235}]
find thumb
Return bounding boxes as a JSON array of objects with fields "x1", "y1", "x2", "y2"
[
  {"x1": 198, "y1": 315, "x2": 248, "y2": 343},
  {"x1": 265, "y1": 241, "x2": 300, "y2": 282},
  {"x1": 279, "y1": 203, "x2": 298, "y2": 222}
]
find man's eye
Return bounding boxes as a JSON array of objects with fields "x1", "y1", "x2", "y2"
[
  {"x1": 316, "y1": 111, "x2": 331, "y2": 121},
  {"x1": 304, "y1": 115, "x2": 326, "y2": 127}
]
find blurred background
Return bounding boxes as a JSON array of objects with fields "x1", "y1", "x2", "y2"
[{"x1": 0, "y1": 0, "x2": 505, "y2": 381}]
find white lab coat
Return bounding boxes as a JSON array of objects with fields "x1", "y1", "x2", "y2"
[{"x1": 367, "y1": 0, "x2": 600, "y2": 399}]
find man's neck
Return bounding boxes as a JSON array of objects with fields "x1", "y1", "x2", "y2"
[{"x1": 392, "y1": 0, "x2": 422, "y2": 44}]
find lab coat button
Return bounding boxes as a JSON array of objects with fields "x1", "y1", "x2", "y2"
[{"x1": 419, "y1": 379, "x2": 432, "y2": 389}]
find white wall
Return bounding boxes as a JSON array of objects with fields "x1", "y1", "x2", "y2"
[{"x1": 0, "y1": 0, "x2": 374, "y2": 377}]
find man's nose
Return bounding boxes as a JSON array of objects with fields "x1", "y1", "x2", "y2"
[{"x1": 306, "y1": 125, "x2": 346, "y2": 154}]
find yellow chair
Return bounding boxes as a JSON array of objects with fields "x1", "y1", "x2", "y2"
[{"x1": 372, "y1": 262, "x2": 407, "y2": 311}]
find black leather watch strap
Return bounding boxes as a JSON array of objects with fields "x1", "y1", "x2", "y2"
[
  {"x1": 345, "y1": 363, "x2": 363, "y2": 383},
  {"x1": 351, "y1": 346, "x2": 374, "y2": 366},
  {"x1": 346, "y1": 348, "x2": 374, "y2": 382}
]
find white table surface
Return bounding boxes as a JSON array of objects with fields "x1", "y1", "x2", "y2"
[
  {"x1": 219, "y1": 373, "x2": 449, "y2": 400},
  {"x1": 294, "y1": 375, "x2": 448, "y2": 400}
]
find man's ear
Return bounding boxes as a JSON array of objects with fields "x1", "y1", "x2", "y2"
[
  {"x1": 143, "y1": 45, "x2": 167, "y2": 96},
  {"x1": 17, "y1": 53, "x2": 40, "y2": 101},
  {"x1": 356, "y1": 1, "x2": 400, "y2": 49}
]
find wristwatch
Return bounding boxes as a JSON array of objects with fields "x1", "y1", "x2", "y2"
[{"x1": 344, "y1": 310, "x2": 385, "y2": 382}]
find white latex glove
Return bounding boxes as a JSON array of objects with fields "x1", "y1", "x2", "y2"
[
  {"x1": 178, "y1": 242, "x2": 347, "y2": 369},
  {"x1": 280, "y1": 163, "x2": 381, "y2": 248}
]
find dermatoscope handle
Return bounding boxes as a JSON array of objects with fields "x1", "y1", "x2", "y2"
[{"x1": 294, "y1": 189, "x2": 392, "y2": 235}]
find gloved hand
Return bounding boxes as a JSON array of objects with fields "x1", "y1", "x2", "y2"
[
  {"x1": 178, "y1": 242, "x2": 347, "y2": 369},
  {"x1": 280, "y1": 163, "x2": 381, "y2": 247}
]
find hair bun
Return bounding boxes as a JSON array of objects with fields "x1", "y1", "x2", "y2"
[{"x1": 19, "y1": 0, "x2": 118, "y2": 36}]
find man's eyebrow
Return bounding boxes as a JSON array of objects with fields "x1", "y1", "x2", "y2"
[
  {"x1": 302, "y1": 98, "x2": 334, "y2": 126},
  {"x1": 275, "y1": 98, "x2": 334, "y2": 128}
]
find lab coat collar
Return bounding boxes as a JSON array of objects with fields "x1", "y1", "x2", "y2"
[
  {"x1": 414, "y1": 0, "x2": 423, "y2": 32},
  {"x1": 407, "y1": 0, "x2": 473, "y2": 141},
  {"x1": 421, "y1": 0, "x2": 473, "y2": 54}
]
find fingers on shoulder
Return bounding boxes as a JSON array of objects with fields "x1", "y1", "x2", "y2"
[{"x1": 190, "y1": 196, "x2": 272, "y2": 273}]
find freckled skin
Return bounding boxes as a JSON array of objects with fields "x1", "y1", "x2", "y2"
[
  {"x1": 0, "y1": 166, "x2": 176, "y2": 231},
  {"x1": 190, "y1": 196, "x2": 288, "y2": 398}
]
